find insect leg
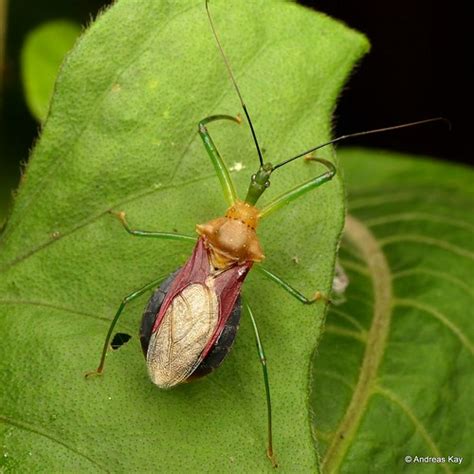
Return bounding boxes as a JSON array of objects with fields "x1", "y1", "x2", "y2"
[
  {"x1": 85, "y1": 274, "x2": 168, "y2": 378},
  {"x1": 243, "y1": 299, "x2": 277, "y2": 467},
  {"x1": 198, "y1": 114, "x2": 241, "y2": 205},
  {"x1": 112, "y1": 211, "x2": 196, "y2": 242},
  {"x1": 254, "y1": 265, "x2": 329, "y2": 305},
  {"x1": 259, "y1": 158, "x2": 336, "y2": 218}
]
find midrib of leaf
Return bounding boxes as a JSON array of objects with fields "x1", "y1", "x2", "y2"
[{"x1": 321, "y1": 214, "x2": 393, "y2": 473}]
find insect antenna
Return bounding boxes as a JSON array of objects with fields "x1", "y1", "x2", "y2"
[
  {"x1": 206, "y1": 0, "x2": 264, "y2": 167},
  {"x1": 272, "y1": 117, "x2": 450, "y2": 170}
]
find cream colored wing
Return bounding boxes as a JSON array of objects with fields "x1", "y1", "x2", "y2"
[{"x1": 146, "y1": 282, "x2": 219, "y2": 388}]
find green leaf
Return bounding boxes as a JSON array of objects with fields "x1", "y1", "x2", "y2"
[
  {"x1": 21, "y1": 19, "x2": 81, "y2": 122},
  {"x1": 0, "y1": 1, "x2": 368, "y2": 472},
  {"x1": 312, "y1": 148, "x2": 474, "y2": 473}
]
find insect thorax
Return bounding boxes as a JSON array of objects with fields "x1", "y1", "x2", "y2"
[{"x1": 196, "y1": 200, "x2": 264, "y2": 269}]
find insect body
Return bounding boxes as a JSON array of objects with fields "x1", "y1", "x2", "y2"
[
  {"x1": 142, "y1": 220, "x2": 254, "y2": 388},
  {"x1": 141, "y1": 194, "x2": 288, "y2": 388}
]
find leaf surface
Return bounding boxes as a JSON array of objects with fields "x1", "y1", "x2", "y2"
[
  {"x1": 313, "y1": 148, "x2": 474, "y2": 473},
  {"x1": 0, "y1": 1, "x2": 367, "y2": 472}
]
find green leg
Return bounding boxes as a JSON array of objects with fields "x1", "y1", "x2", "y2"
[
  {"x1": 243, "y1": 300, "x2": 277, "y2": 468},
  {"x1": 112, "y1": 211, "x2": 196, "y2": 242},
  {"x1": 85, "y1": 274, "x2": 168, "y2": 378},
  {"x1": 198, "y1": 114, "x2": 241, "y2": 206},
  {"x1": 254, "y1": 265, "x2": 329, "y2": 304},
  {"x1": 259, "y1": 157, "x2": 336, "y2": 218}
]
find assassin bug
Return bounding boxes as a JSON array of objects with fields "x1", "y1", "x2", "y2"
[{"x1": 86, "y1": 0, "x2": 444, "y2": 465}]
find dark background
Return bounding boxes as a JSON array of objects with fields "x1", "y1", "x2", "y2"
[
  {"x1": 304, "y1": 0, "x2": 471, "y2": 164},
  {"x1": 1, "y1": 0, "x2": 471, "y2": 217}
]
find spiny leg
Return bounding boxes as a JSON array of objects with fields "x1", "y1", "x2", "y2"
[
  {"x1": 111, "y1": 211, "x2": 196, "y2": 242},
  {"x1": 243, "y1": 299, "x2": 277, "y2": 468},
  {"x1": 85, "y1": 274, "x2": 168, "y2": 378},
  {"x1": 254, "y1": 265, "x2": 330, "y2": 304},
  {"x1": 198, "y1": 114, "x2": 241, "y2": 206},
  {"x1": 259, "y1": 158, "x2": 336, "y2": 218}
]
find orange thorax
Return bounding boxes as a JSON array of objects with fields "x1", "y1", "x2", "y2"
[{"x1": 196, "y1": 200, "x2": 264, "y2": 269}]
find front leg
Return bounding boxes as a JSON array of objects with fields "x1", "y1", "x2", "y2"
[
  {"x1": 198, "y1": 114, "x2": 241, "y2": 206},
  {"x1": 259, "y1": 158, "x2": 336, "y2": 219}
]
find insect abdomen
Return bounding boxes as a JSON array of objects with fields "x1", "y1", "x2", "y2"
[{"x1": 140, "y1": 269, "x2": 242, "y2": 388}]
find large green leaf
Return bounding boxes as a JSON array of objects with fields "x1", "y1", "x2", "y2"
[
  {"x1": 0, "y1": 1, "x2": 367, "y2": 471},
  {"x1": 312, "y1": 148, "x2": 473, "y2": 473}
]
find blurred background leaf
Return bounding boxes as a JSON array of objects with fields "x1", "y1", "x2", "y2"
[
  {"x1": 0, "y1": 0, "x2": 107, "y2": 224},
  {"x1": 21, "y1": 19, "x2": 80, "y2": 122},
  {"x1": 313, "y1": 148, "x2": 473, "y2": 472}
]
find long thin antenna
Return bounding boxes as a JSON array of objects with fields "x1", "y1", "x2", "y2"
[
  {"x1": 273, "y1": 117, "x2": 450, "y2": 170},
  {"x1": 206, "y1": 0, "x2": 264, "y2": 167}
]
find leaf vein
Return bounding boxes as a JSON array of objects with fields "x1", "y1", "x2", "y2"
[
  {"x1": 337, "y1": 258, "x2": 369, "y2": 277},
  {"x1": 0, "y1": 299, "x2": 105, "y2": 321},
  {"x1": 350, "y1": 190, "x2": 472, "y2": 211},
  {"x1": 315, "y1": 369, "x2": 356, "y2": 390},
  {"x1": 375, "y1": 386, "x2": 452, "y2": 474},
  {"x1": 324, "y1": 324, "x2": 367, "y2": 343},
  {"x1": 0, "y1": 171, "x2": 210, "y2": 273},
  {"x1": 394, "y1": 298, "x2": 474, "y2": 355},
  {"x1": 365, "y1": 212, "x2": 474, "y2": 232},
  {"x1": 328, "y1": 308, "x2": 366, "y2": 332},
  {"x1": 379, "y1": 234, "x2": 474, "y2": 261},
  {"x1": 393, "y1": 269, "x2": 474, "y2": 299},
  {"x1": 0, "y1": 414, "x2": 109, "y2": 472}
]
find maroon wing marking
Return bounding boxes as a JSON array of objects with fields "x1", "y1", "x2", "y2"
[
  {"x1": 151, "y1": 237, "x2": 251, "y2": 363},
  {"x1": 200, "y1": 261, "x2": 251, "y2": 359},
  {"x1": 151, "y1": 238, "x2": 210, "y2": 333}
]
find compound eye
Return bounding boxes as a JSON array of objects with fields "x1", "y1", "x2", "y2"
[{"x1": 264, "y1": 181, "x2": 270, "y2": 188}]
